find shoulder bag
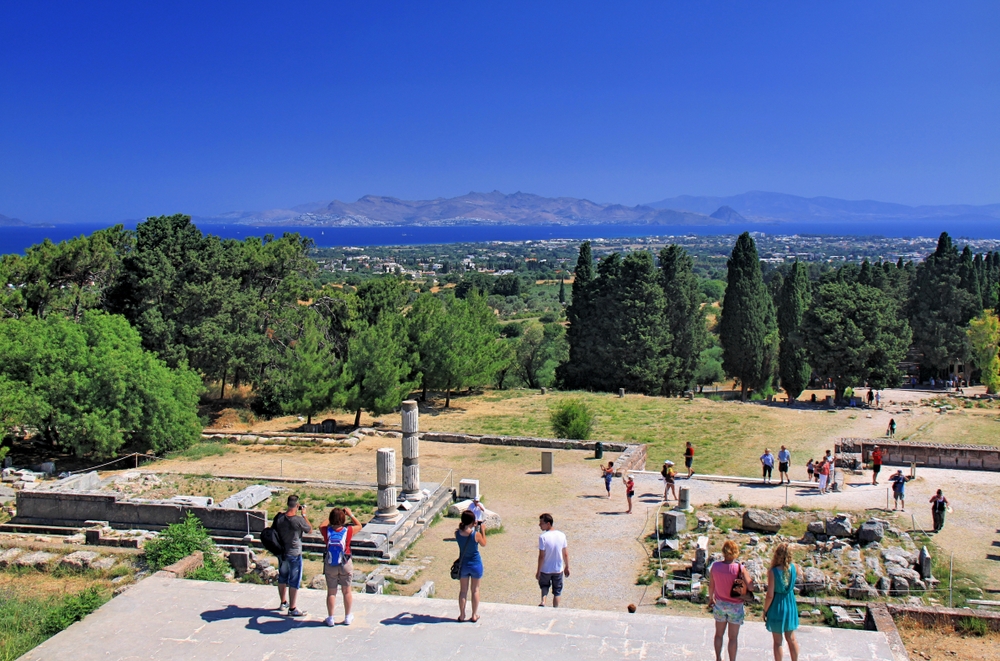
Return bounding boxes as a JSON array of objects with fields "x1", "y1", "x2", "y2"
[{"x1": 450, "y1": 529, "x2": 473, "y2": 580}]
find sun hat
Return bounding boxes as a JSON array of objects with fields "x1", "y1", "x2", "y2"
[{"x1": 664, "y1": 460, "x2": 675, "y2": 466}]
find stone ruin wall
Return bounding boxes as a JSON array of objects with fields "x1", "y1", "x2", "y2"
[{"x1": 838, "y1": 438, "x2": 1000, "y2": 471}]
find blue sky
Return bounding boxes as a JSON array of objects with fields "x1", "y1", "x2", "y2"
[{"x1": 1, "y1": 2, "x2": 998, "y2": 222}]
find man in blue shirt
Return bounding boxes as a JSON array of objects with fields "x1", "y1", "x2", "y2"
[{"x1": 777, "y1": 446, "x2": 791, "y2": 485}]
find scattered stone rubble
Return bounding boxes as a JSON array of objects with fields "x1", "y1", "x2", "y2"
[{"x1": 655, "y1": 508, "x2": 935, "y2": 605}]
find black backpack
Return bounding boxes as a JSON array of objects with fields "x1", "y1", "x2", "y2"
[{"x1": 260, "y1": 513, "x2": 286, "y2": 557}]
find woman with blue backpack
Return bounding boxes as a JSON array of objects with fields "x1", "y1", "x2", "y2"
[
  {"x1": 455, "y1": 509, "x2": 487, "y2": 622},
  {"x1": 321, "y1": 507, "x2": 363, "y2": 626}
]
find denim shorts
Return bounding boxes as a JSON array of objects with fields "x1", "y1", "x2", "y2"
[
  {"x1": 713, "y1": 600, "x2": 745, "y2": 625},
  {"x1": 278, "y1": 554, "x2": 303, "y2": 589},
  {"x1": 539, "y1": 572, "x2": 564, "y2": 596}
]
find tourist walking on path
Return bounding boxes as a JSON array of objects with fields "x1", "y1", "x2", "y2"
[
  {"x1": 805, "y1": 459, "x2": 815, "y2": 483},
  {"x1": 763, "y1": 543, "x2": 800, "y2": 661},
  {"x1": 685, "y1": 442, "x2": 695, "y2": 478},
  {"x1": 875, "y1": 391, "x2": 881, "y2": 408},
  {"x1": 455, "y1": 510, "x2": 486, "y2": 622},
  {"x1": 661, "y1": 460, "x2": 678, "y2": 501},
  {"x1": 777, "y1": 446, "x2": 791, "y2": 485},
  {"x1": 930, "y1": 489, "x2": 949, "y2": 532},
  {"x1": 321, "y1": 506, "x2": 363, "y2": 626},
  {"x1": 708, "y1": 540, "x2": 751, "y2": 661},
  {"x1": 887, "y1": 418, "x2": 896, "y2": 438},
  {"x1": 536, "y1": 513, "x2": 569, "y2": 607},
  {"x1": 601, "y1": 462, "x2": 615, "y2": 498},
  {"x1": 870, "y1": 446, "x2": 883, "y2": 485},
  {"x1": 889, "y1": 469, "x2": 911, "y2": 511},
  {"x1": 275, "y1": 495, "x2": 312, "y2": 617},
  {"x1": 817, "y1": 458, "x2": 831, "y2": 494},
  {"x1": 866, "y1": 388, "x2": 874, "y2": 407},
  {"x1": 760, "y1": 449, "x2": 775, "y2": 484},
  {"x1": 623, "y1": 473, "x2": 635, "y2": 514}
]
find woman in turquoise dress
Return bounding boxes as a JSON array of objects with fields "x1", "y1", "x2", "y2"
[{"x1": 762, "y1": 543, "x2": 800, "y2": 661}]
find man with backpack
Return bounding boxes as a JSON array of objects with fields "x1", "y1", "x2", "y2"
[
  {"x1": 273, "y1": 495, "x2": 312, "y2": 616},
  {"x1": 321, "y1": 507, "x2": 363, "y2": 626}
]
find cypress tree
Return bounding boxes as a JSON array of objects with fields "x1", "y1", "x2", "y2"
[
  {"x1": 557, "y1": 242, "x2": 596, "y2": 388},
  {"x1": 659, "y1": 245, "x2": 705, "y2": 396},
  {"x1": 558, "y1": 277, "x2": 566, "y2": 305},
  {"x1": 719, "y1": 232, "x2": 778, "y2": 401},
  {"x1": 777, "y1": 261, "x2": 812, "y2": 403}
]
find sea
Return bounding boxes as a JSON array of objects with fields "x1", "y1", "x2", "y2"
[{"x1": 2, "y1": 219, "x2": 999, "y2": 255}]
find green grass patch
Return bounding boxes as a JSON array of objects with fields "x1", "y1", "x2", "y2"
[
  {"x1": 956, "y1": 616, "x2": 990, "y2": 637},
  {"x1": 0, "y1": 586, "x2": 109, "y2": 661},
  {"x1": 717, "y1": 494, "x2": 742, "y2": 508},
  {"x1": 172, "y1": 442, "x2": 231, "y2": 461}
]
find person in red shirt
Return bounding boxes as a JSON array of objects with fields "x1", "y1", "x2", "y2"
[
  {"x1": 870, "y1": 446, "x2": 883, "y2": 486},
  {"x1": 684, "y1": 442, "x2": 695, "y2": 478},
  {"x1": 320, "y1": 507, "x2": 363, "y2": 626}
]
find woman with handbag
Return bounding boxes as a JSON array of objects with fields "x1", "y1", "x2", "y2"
[
  {"x1": 929, "y1": 489, "x2": 949, "y2": 532},
  {"x1": 454, "y1": 510, "x2": 487, "y2": 622},
  {"x1": 708, "y1": 540, "x2": 751, "y2": 661},
  {"x1": 762, "y1": 543, "x2": 800, "y2": 661}
]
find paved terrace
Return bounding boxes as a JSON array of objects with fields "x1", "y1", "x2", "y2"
[{"x1": 21, "y1": 576, "x2": 897, "y2": 661}]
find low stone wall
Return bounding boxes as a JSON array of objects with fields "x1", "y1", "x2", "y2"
[
  {"x1": 888, "y1": 603, "x2": 1000, "y2": 632},
  {"x1": 14, "y1": 490, "x2": 268, "y2": 536},
  {"x1": 419, "y1": 432, "x2": 647, "y2": 471},
  {"x1": 156, "y1": 551, "x2": 204, "y2": 579},
  {"x1": 838, "y1": 438, "x2": 1000, "y2": 471},
  {"x1": 864, "y1": 603, "x2": 910, "y2": 661},
  {"x1": 202, "y1": 430, "x2": 360, "y2": 447}
]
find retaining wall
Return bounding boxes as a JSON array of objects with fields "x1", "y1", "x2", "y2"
[
  {"x1": 14, "y1": 490, "x2": 267, "y2": 535},
  {"x1": 419, "y1": 432, "x2": 648, "y2": 472},
  {"x1": 887, "y1": 603, "x2": 1000, "y2": 632},
  {"x1": 838, "y1": 438, "x2": 1000, "y2": 471}
]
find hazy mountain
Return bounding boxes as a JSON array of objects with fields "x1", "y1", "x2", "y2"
[
  {"x1": 0, "y1": 214, "x2": 25, "y2": 226},
  {"x1": 209, "y1": 191, "x2": 725, "y2": 227},
  {"x1": 709, "y1": 205, "x2": 747, "y2": 223},
  {"x1": 648, "y1": 191, "x2": 1000, "y2": 225}
]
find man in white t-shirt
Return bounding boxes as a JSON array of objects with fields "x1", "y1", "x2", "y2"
[{"x1": 536, "y1": 513, "x2": 570, "y2": 607}]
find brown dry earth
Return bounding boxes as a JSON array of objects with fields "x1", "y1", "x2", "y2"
[
  {"x1": 147, "y1": 442, "x2": 656, "y2": 613},
  {"x1": 897, "y1": 619, "x2": 1000, "y2": 660}
]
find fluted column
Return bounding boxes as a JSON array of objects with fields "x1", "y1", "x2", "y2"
[
  {"x1": 376, "y1": 448, "x2": 398, "y2": 515},
  {"x1": 401, "y1": 400, "x2": 420, "y2": 497}
]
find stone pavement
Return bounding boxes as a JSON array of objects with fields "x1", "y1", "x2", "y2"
[{"x1": 21, "y1": 576, "x2": 896, "y2": 661}]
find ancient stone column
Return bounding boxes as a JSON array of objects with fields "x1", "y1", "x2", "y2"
[
  {"x1": 401, "y1": 400, "x2": 420, "y2": 498},
  {"x1": 376, "y1": 448, "x2": 398, "y2": 516},
  {"x1": 677, "y1": 486, "x2": 692, "y2": 512}
]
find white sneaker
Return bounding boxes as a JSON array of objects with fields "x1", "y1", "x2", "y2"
[
  {"x1": 324, "y1": 616, "x2": 336, "y2": 627},
  {"x1": 343, "y1": 614, "x2": 354, "y2": 626}
]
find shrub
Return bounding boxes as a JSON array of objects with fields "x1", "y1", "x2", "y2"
[
  {"x1": 550, "y1": 399, "x2": 595, "y2": 440},
  {"x1": 144, "y1": 512, "x2": 229, "y2": 581},
  {"x1": 538, "y1": 312, "x2": 558, "y2": 323},
  {"x1": 718, "y1": 494, "x2": 742, "y2": 508},
  {"x1": 41, "y1": 587, "x2": 108, "y2": 635}
]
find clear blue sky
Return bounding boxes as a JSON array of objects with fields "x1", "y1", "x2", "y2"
[{"x1": 1, "y1": 2, "x2": 998, "y2": 222}]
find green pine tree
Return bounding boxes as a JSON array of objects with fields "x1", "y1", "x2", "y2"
[
  {"x1": 718, "y1": 233, "x2": 778, "y2": 401},
  {"x1": 344, "y1": 312, "x2": 419, "y2": 427},
  {"x1": 278, "y1": 313, "x2": 346, "y2": 424}
]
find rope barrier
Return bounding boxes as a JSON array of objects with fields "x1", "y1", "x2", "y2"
[{"x1": 68, "y1": 452, "x2": 162, "y2": 475}]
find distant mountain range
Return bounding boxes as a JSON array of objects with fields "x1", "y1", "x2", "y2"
[
  {"x1": 195, "y1": 190, "x2": 1000, "y2": 228},
  {"x1": 648, "y1": 191, "x2": 1000, "y2": 225},
  {"x1": 5, "y1": 190, "x2": 1000, "y2": 228}
]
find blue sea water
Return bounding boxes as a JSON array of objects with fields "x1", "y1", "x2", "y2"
[{"x1": 2, "y1": 219, "x2": 999, "y2": 255}]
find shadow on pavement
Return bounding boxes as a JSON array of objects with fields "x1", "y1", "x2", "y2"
[
  {"x1": 380, "y1": 612, "x2": 457, "y2": 626},
  {"x1": 200, "y1": 605, "x2": 326, "y2": 634}
]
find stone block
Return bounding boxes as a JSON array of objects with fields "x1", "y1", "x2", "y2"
[
  {"x1": 918, "y1": 546, "x2": 932, "y2": 579},
  {"x1": 796, "y1": 566, "x2": 828, "y2": 594},
  {"x1": 458, "y1": 479, "x2": 480, "y2": 500},
  {"x1": 309, "y1": 574, "x2": 327, "y2": 590},
  {"x1": 806, "y1": 521, "x2": 826, "y2": 535},
  {"x1": 161, "y1": 551, "x2": 203, "y2": 578},
  {"x1": 742, "y1": 509, "x2": 781, "y2": 533},
  {"x1": 658, "y1": 538, "x2": 680, "y2": 554},
  {"x1": 0, "y1": 547, "x2": 23, "y2": 567},
  {"x1": 857, "y1": 520, "x2": 884, "y2": 544},
  {"x1": 228, "y1": 550, "x2": 250, "y2": 577},
  {"x1": 365, "y1": 575, "x2": 386, "y2": 594},
  {"x1": 16, "y1": 551, "x2": 57, "y2": 568},
  {"x1": 91, "y1": 556, "x2": 117, "y2": 570},
  {"x1": 61, "y1": 550, "x2": 101, "y2": 569},
  {"x1": 414, "y1": 581, "x2": 435, "y2": 598},
  {"x1": 825, "y1": 514, "x2": 853, "y2": 538},
  {"x1": 541, "y1": 452, "x2": 553, "y2": 474},
  {"x1": 661, "y1": 511, "x2": 687, "y2": 538},
  {"x1": 847, "y1": 573, "x2": 878, "y2": 600}
]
